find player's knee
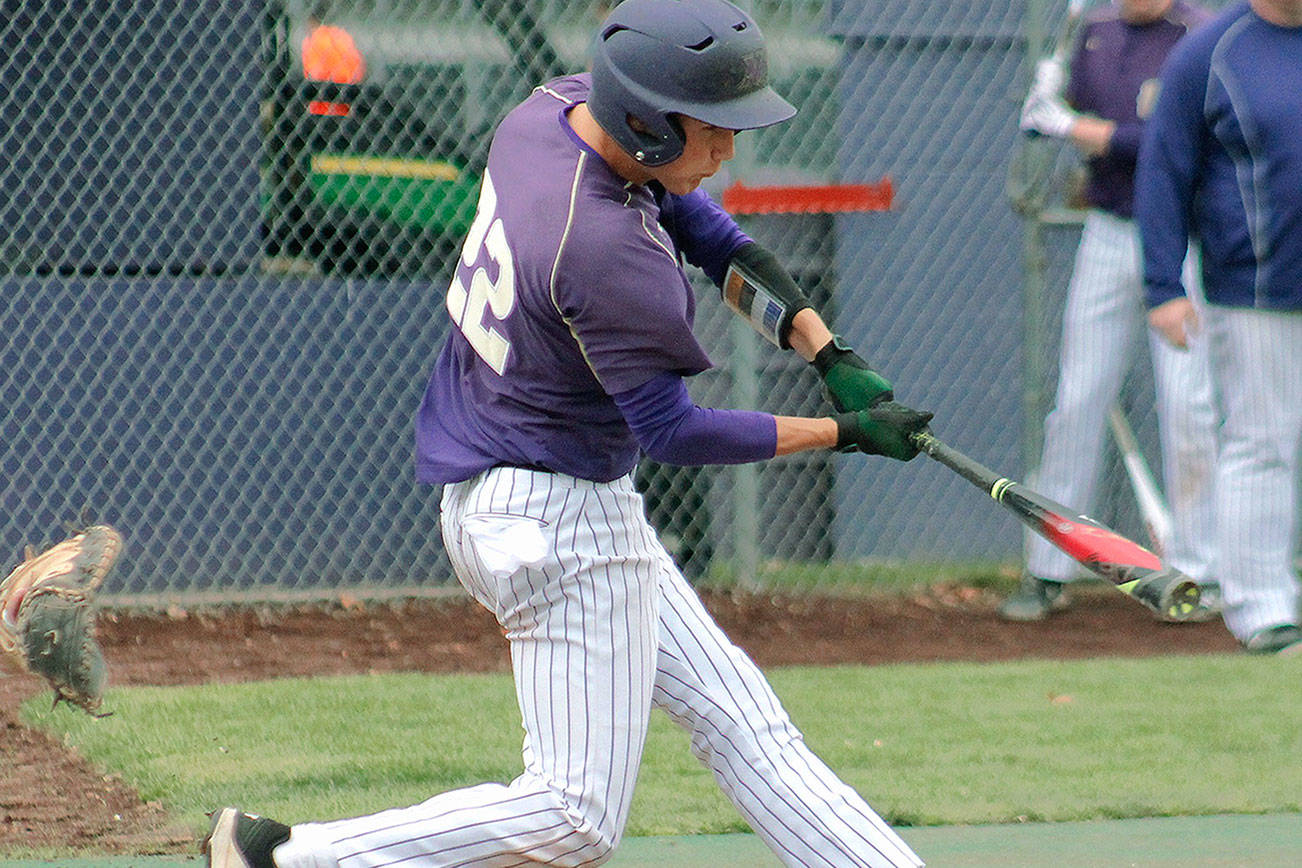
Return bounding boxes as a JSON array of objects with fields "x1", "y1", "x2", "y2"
[
  {"x1": 690, "y1": 702, "x2": 803, "y2": 769},
  {"x1": 546, "y1": 818, "x2": 619, "y2": 867},
  {"x1": 532, "y1": 798, "x2": 620, "y2": 867}
]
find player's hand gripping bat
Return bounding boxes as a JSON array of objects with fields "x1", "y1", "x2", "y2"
[
  {"x1": 1107, "y1": 405, "x2": 1174, "y2": 558},
  {"x1": 910, "y1": 430, "x2": 1202, "y2": 621}
]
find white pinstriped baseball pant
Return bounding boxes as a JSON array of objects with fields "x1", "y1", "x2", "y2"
[
  {"x1": 1026, "y1": 210, "x2": 1218, "y2": 584},
  {"x1": 273, "y1": 466, "x2": 922, "y2": 867},
  {"x1": 1201, "y1": 306, "x2": 1302, "y2": 641}
]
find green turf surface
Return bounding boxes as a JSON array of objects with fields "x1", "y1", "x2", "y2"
[
  {"x1": 13, "y1": 655, "x2": 1301, "y2": 864},
  {"x1": 22, "y1": 656, "x2": 1301, "y2": 837},
  {"x1": 5, "y1": 814, "x2": 1299, "y2": 866}
]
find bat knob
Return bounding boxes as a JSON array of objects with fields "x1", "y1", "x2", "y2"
[
  {"x1": 1132, "y1": 572, "x2": 1204, "y2": 622},
  {"x1": 1163, "y1": 582, "x2": 1204, "y2": 622}
]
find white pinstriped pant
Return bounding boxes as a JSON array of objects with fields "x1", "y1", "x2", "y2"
[
  {"x1": 1026, "y1": 210, "x2": 1218, "y2": 584},
  {"x1": 275, "y1": 466, "x2": 922, "y2": 867},
  {"x1": 1201, "y1": 305, "x2": 1302, "y2": 641}
]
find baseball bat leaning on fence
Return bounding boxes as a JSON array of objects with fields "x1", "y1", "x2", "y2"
[
  {"x1": 1107, "y1": 404, "x2": 1174, "y2": 558},
  {"x1": 910, "y1": 430, "x2": 1202, "y2": 621},
  {"x1": 1006, "y1": 0, "x2": 1092, "y2": 215},
  {"x1": 1046, "y1": 0, "x2": 1090, "y2": 67}
]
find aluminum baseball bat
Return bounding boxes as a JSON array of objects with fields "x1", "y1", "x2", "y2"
[
  {"x1": 1019, "y1": 0, "x2": 1090, "y2": 137},
  {"x1": 1007, "y1": 1, "x2": 1094, "y2": 212},
  {"x1": 1107, "y1": 405, "x2": 1174, "y2": 558},
  {"x1": 910, "y1": 430, "x2": 1202, "y2": 621},
  {"x1": 1049, "y1": 0, "x2": 1091, "y2": 63}
]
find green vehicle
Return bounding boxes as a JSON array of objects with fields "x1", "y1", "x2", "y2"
[{"x1": 262, "y1": 1, "x2": 570, "y2": 278}]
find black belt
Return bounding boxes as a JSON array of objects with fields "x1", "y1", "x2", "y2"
[{"x1": 493, "y1": 462, "x2": 556, "y2": 474}]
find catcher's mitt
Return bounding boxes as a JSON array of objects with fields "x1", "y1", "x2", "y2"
[{"x1": 0, "y1": 525, "x2": 123, "y2": 716}]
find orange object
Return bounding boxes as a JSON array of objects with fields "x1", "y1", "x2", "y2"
[
  {"x1": 302, "y1": 23, "x2": 365, "y2": 84},
  {"x1": 308, "y1": 100, "x2": 351, "y2": 116},
  {"x1": 722, "y1": 178, "x2": 894, "y2": 214}
]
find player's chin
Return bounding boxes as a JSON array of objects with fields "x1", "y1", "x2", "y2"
[{"x1": 662, "y1": 176, "x2": 705, "y2": 196}]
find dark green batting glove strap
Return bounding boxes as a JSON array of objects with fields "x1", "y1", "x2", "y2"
[
  {"x1": 812, "y1": 336, "x2": 894, "y2": 412},
  {"x1": 834, "y1": 403, "x2": 935, "y2": 461}
]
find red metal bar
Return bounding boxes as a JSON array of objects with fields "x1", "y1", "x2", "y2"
[{"x1": 721, "y1": 178, "x2": 894, "y2": 214}]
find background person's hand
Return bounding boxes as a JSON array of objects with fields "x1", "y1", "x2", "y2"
[
  {"x1": 1148, "y1": 297, "x2": 1198, "y2": 349},
  {"x1": 1020, "y1": 92, "x2": 1078, "y2": 139}
]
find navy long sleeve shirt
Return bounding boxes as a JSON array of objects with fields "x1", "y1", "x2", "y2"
[{"x1": 1137, "y1": 3, "x2": 1302, "y2": 310}]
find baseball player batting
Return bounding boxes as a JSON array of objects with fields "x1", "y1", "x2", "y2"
[
  {"x1": 204, "y1": 2, "x2": 931, "y2": 866},
  {"x1": 1002, "y1": 0, "x2": 1219, "y2": 621}
]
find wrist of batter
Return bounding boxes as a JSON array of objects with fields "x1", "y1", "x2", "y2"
[
  {"x1": 833, "y1": 412, "x2": 858, "y2": 451},
  {"x1": 786, "y1": 309, "x2": 834, "y2": 360},
  {"x1": 811, "y1": 335, "x2": 859, "y2": 376}
]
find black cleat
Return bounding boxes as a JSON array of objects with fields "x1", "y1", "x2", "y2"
[
  {"x1": 1243, "y1": 624, "x2": 1302, "y2": 656},
  {"x1": 998, "y1": 575, "x2": 1070, "y2": 621},
  {"x1": 202, "y1": 807, "x2": 291, "y2": 868}
]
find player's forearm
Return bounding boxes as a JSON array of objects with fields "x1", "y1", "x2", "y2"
[
  {"x1": 1136, "y1": 44, "x2": 1205, "y2": 306},
  {"x1": 721, "y1": 242, "x2": 813, "y2": 350},
  {"x1": 778, "y1": 403, "x2": 934, "y2": 461},
  {"x1": 1105, "y1": 119, "x2": 1143, "y2": 161},
  {"x1": 1068, "y1": 115, "x2": 1115, "y2": 157},
  {"x1": 614, "y1": 373, "x2": 845, "y2": 463},
  {"x1": 774, "y1": 415, "x2": 839, "y2": 455},
  {"x1": 1136, "y1": 141, "x2": 1194, "y2": 307},
  {"x1": 717, "y1": 245, "x2": 845, "y2": 361},
  {"x1": 614, "y1": 373, "x2": 778, "y2": 465}
]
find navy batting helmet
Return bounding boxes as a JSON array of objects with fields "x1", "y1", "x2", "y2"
[{"x1": 588, "y1": 0, "x2": 796, "y2": 166}]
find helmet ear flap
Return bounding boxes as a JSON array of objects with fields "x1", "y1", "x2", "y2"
[{"x1": 624, "y1": 112, "x2": 686, "y2": 164}]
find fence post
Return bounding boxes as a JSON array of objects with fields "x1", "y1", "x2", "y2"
[
  {"x1": 727, "y1": 28, "x2": 763, "y2": 589},
  {"x1": 1021, "y1": 0, "x2": 1050, "y2": 473},
  {"x1": 730, "y1": 322, "x2": 763, "y2": 591}
]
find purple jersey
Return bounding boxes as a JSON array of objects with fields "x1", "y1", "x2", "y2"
[
  {"x1": 417, "y1": 75, "x2": 742, "y2": 484},
  {"x1": 1066, "y1": 1, "x2": 1210, "y2": 218}
]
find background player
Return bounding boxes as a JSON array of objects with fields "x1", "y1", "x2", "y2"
[
  {"x1": 204, "y1": 1, "x2": 931, "y2": 865},
  {"x1": 1137, "y1": 0, "x2": 1302, "y2": 654},
  {"x1": 1002, "y1": 0, "x2": 1218, "y2": 621}
]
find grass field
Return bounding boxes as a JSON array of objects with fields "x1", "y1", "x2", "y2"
[{"x1": 17, "y1": 653, "x2": 1302, "y2": 865}]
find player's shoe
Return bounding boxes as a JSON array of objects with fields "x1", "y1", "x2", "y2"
[
  {"x1": 997, "y1": 575, "x2": 1070, "y2": 621},
  {"x1": 1242, "y1": 624, "x2": 1302, "y2": 656},
  {"x1": 203, "y1": 807, "x2": 291, "y2": 868}
]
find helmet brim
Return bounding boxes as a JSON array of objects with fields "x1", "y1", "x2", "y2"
[{"x1": 679, "y1": 85, "x2": 796, "y2": 132}]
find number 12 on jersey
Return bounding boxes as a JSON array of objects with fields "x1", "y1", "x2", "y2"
[{"x1": 447, "y1": 171, "x2": 517, "y2": 376}]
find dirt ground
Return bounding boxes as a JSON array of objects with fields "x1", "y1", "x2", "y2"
[{"x1": 0, "y1": 584, "x2": 1240, "y2": 856}]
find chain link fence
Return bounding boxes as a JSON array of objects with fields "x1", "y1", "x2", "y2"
[{"x1": 0, "y1": 0, "x2": 1215, "y2": 603}]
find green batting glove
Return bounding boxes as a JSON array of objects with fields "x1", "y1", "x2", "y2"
[
  {"x1": 835, "y1": 402, "x2": 934, "y2": 462},
  {"x1": 812, "y1": 336, "x2": 893, "y2": 412}
]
